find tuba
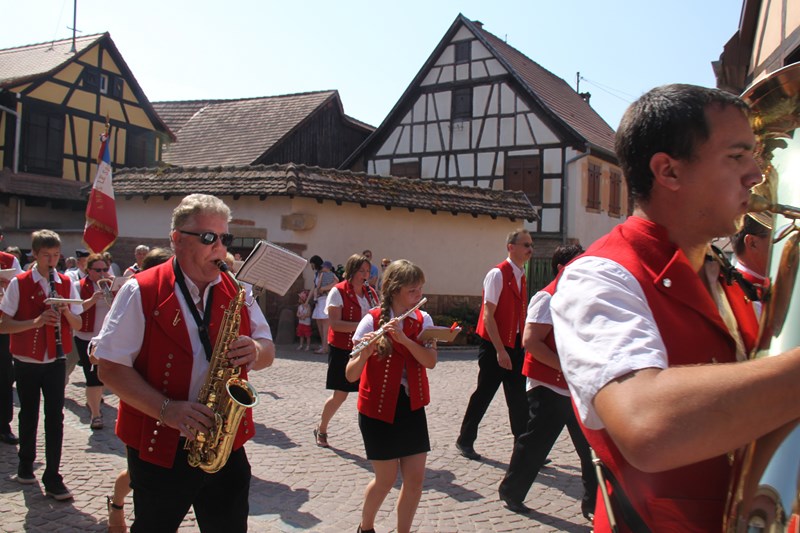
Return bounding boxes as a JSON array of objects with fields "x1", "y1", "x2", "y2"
[
  {"x1": 724, "y1": 62, "x2": 800, "y2": 532},
  {"x1": 184, "y1": 260, "x2": 260, "y2": 473}
]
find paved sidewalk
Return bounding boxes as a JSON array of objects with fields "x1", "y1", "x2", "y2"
[{"x1": 0, "y1": 346, "x2": 592, "y2": 532}]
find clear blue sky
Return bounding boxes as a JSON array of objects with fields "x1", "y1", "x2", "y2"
[{"x1": 2, "y1": 0, "x2": 743, "y2": 131}]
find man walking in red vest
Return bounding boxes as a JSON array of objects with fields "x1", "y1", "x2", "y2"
[
  {"x1": 0, "y1": 229, "x2": 82, "y2": 500},
  {"x1": 96, "y1": 194, "x2": 275, "y2": 532},
  {"x1": 456, "y1": 229, "x2": 531, "y2": 461}
]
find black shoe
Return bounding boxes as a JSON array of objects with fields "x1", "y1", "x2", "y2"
[
  {"x1": 45, "y1": 480, "x2": 73, "y2": 501},
  {"x1": 16, "y1": 464, "x2": 35, "y2": 485},
  {"x1": 455, "y1": 442, "x2": 481, "y2": 461},
  {"x1": 0, "y1": 431, "x2": 19, "y2": 445},
  {"x1": 582, "y1": 499, "x2": 595, "y2": 521},
  {"x1": 499, "y1": 491, "x2": 531, "y2": 514}
]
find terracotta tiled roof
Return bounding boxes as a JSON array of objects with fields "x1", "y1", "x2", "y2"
[
  {"x1": 0, "y1": 34, "x2": 102, "y2": 87},
  {"x1": 472, "y1": 21, "x2": 617, "y2": 155},
  {"x1": 113, "y1": 163, "x2": 537, "y2": 222},
  {"x1": 0, "y1": 169, "x2": 85, "y2": 202},
  {"x1": 151, "y1": 100, "x2": 211, "y2": 134},
  {"x1": 152, "y1": 91, "x2": 344, "y2": 167}
]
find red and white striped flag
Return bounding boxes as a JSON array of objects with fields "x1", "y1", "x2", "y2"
[{"x1": 83, "y1": 132, "x2": 118, "y2": 253}]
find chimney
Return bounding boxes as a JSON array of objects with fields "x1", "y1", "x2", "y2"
[
  {"x1": 579, "y1": 91, "x2": 591, "y2": 104},
  {"x1": 473, "y1": 20, "x2": 484, "y2": 29}
]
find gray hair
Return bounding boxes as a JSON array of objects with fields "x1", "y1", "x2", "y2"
[
  {"x1": 135, "y1": 244, "x2": 150, "y2": 254},
  {"x1": 171, "y1": 194, "x2": 231, "y2": 231}
]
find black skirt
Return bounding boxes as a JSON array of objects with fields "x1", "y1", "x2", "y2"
[
  {"x1": 359, "y1": 388, "x2": 430, "y2": 461},
  {"x1": 326, "y1": 345, "x2": 359, "y2": 392}
]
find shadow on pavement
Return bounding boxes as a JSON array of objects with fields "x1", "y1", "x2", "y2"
[
  {"x1": 18, "y1": 477, "x2": 104, "y2": 532},
  {"x1": 425, "y1": 466, "x2": 484, "y2": 502},
  {"x1": 251, "y1": 421, "x2": 299, "y2": 450},
  {"x1": 329, "y1": 446, "x2": 371, "y2": 472},
  {"x1": 526, "y1": 507, "x2": 591, "y2": 533},
  {"x1": 249, "y1": 475, "x2": 321, "y2": 529}
]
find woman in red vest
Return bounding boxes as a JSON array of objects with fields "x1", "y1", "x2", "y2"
[
  {"x1": 75, "y1": 253, "x2": 115, "y2": 429},
  {"x1": 314, "y1": 253, "x2": 378, "y2": 448},
  {"x1": 345, "y1": 260, "x2": 437, "y2": 533}
]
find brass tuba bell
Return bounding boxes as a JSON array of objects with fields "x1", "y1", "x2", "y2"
[{"x1": 724, "y1": 62, "x2": 800, "y2": 532}]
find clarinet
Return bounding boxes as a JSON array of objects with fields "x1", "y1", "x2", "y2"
[
  {"x1": 364, "y1": 281, "x2": 379, "y2": 309},
  {"x1": 48, "y1": 268, "x2": 65, "y2": 360}
]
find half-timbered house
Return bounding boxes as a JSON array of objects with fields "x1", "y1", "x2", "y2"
[
  {"x1": 344, "y1": 14, "x2": 628, "y2": 259},
  {"x1": 0, "y1": 33, "x2": 172, "y2": 254},
  {"x1": 714, "y1": 0, "x2": 799, "y2": 93}
]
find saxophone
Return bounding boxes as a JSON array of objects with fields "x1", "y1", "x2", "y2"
[{"x1": 185, "y1": 260, "x2": 260, "y2": 473}]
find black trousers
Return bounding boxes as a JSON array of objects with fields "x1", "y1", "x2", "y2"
[
  {"x1": 14, "y1": 359, "x2": 66, "y2": 487},
  {"x1": 0, "y1": 334, "x2": 14, "y2": 433},
  {"x1": 128, "y1": 445, "x2": 251, "y2": 533},
  {"x1": 457, "y1": 337, "x2": 527, "y2": 447},
  {"x1": 73, "y1": 337, "x2": 103, "y2": 387},
  {"x1": 499, "y1": 386, "x2": 597, "y2": 506}
]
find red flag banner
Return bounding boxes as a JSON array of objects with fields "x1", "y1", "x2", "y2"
[{"x1": 83, "y1": 132, "x2": 118, "y2": 253}]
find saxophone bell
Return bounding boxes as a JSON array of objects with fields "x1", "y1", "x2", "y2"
[{"x1": 185, "y1": 257, "x2": 260, "y2": 473}]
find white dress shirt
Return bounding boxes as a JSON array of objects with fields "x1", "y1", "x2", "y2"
[
  {"x1": 94, "y1": 274, "x2": 272, "y2": 403},
  {"x1": 0, "y1": 270, "x2": 82, "y2": 363}
]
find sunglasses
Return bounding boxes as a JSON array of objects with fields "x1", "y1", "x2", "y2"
[
  {"x1": 91, "y1": 268, "x2": 110, "y2": 272},
  {"x1": 179, "y1": 230, "x2": 234, "y2": 247}
]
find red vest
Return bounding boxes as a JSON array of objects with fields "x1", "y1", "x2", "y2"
[
  {"x1": 476, "y1": 261, "x2": 526, "y2": 349},
  {"x1": 115, "y1": 261, "x2": 254, "y2": 468},
  {"x1": 328, "y1": 280, "x2": 378, "y2": 350},
  {"x1": 521, "y1": 281, "x2": 567, "y2": 392},
  {"x1": 78, "y1": 278, "x2": 97, "y2": 333},
  {"x1": 0, "y1": 251, "x2": 15, "y2": 270},
  {"x1": 357, "y1": 308, "x2": 429, "y2": 423},
  {"x1": 575, "y1": 217, "x2": 759, "y2": 532},
  {"x1": 9, "y1": 269, "x2": 74, "y2": 360}
]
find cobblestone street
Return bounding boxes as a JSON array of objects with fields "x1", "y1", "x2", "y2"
[{"x1": 0, "y1": 346, "x2": 592, "y2": 532}]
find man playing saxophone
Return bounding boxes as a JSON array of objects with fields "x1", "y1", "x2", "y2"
[
  {"x1": 550, "y1": 84, "x2": 800, "y2": 532},
  {"x1": 95, "y1": 194, "x2": 275, "y2": 533}
]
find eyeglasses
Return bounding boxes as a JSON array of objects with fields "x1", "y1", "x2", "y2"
[
  {"x1": 91, "y1": 268, "x2": 110, "y2": 272},
  {"x1": 179, "y1": 230, "x2": 234, "y2": 247}
]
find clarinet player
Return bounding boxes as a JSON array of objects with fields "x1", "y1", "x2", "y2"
[
  {"x1": 95, "y1": 194, "x2": 275, "y2": 532},
  {"x1": 0, "y1": 229, "x2": 81, "y2": 500}
]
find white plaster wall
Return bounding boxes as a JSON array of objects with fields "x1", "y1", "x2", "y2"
[
  {"x1": 116, "y1": 196, "x2": 519, "y2": 297},
  {"x1": 563, "y1": 158, "x2": 625, "y2": 247}
]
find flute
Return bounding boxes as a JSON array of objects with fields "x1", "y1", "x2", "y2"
[
  {"x1": 350, "y1": 297, "x2": 427, "y2": 358},
  {"x1": 48, "y1": 268, "x2": 65, "y2": 360}
]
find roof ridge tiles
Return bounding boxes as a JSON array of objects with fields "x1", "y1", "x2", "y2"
[{"x1": 0, "y1": 33, "x2": 105, "y2": 54}]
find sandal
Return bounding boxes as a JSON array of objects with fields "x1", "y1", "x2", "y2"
[
  {"x1": 91, "y1": 416, "x2": 104, "y2": 430},
  {"x1": 107, "y1": 495, "x2": 126, "y2": 532},
  {"x1": 313, "y1": 426, "x2": 329, "y2": 448}
]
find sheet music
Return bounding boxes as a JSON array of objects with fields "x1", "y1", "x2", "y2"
[
  {"x1": 236, "y1": 241, "x2": 308, "y2": 296},
  {"x1": 0, "y1": 269, "x2": 16, "y2": 281}
]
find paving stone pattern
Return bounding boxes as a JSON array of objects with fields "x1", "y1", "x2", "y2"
[{"x1": 0, "y1": 346, "x2": 592, "y2": 532}]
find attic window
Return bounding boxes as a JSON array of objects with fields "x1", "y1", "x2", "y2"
[
  {"x1": 83, "y1": 69, "x2": 99, "y2": 89},
  {"x1": 452, "y1": 87, "x2": 472, "y2": 121},
  {"x1": 100, "y1": 74, "x2": 109, "y2": 95},
  {"x1": 390, "y1": 161, "x2": 420, "y2": 179},
  {"x1": 454, "y1": 41, "x2": 471, "y2": 64},
  {"x1": 112, "y1": 77, "x2": 124, "y2": 98}
]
